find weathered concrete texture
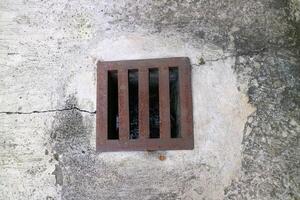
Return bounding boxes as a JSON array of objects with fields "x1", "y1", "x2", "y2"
[
  {"x1": 0, "y1": 0, "x2": 299, "y2": 200},
  {"x1": 224, "y1": 53, "x2": 300, "y2": 200},
  {"x1": 223, "y1": 1, "x2": 300, "y2": 199}
]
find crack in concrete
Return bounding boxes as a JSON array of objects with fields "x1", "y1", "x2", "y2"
[
  {"x1": 0, "y1": 107, "x2": 96, "y2": 115},
  {"x1": 192, "y1": 48, "x2": 267, "y2": 66},
  {"x1": 205, "y1": 55, "x2": 235, "y2": 62}
]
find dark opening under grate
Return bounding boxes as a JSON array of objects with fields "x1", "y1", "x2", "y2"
[{"x1": 96, "y1": 57, "x2": 193, "y2": 151}]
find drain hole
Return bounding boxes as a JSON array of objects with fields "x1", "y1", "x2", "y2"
[
  {"x1": 149, "y1": 68, "x2": 160, "y2": 138},
  {"x1": 128, "y1": 69, "x2": 139, "y2": 139},
  {"x1": 107, "y1": 70, "x2": 119, "y2": 139},
  {"x1": 169, "y1": 67, "x2": 180, "y2": 138}
]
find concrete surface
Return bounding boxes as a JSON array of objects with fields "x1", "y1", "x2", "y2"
[{"x1": 0, "y1": 0, "x2": 299, "y2": 200}]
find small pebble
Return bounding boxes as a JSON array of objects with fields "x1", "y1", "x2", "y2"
[{"x1": 159, "y1": 155, "x2": 166, "y2": 161}]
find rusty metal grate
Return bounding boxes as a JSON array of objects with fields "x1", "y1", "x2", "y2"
[{"x1": 96, "y1": 57, "x2": 193, "y2": 151}]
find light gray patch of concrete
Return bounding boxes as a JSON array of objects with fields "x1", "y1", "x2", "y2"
[
  {"x1": 42, "y1": 34, "x2": 252, "y2": 199},
  {"x1": 0, "y1": 113, "x2": 60, "y2": 200}
]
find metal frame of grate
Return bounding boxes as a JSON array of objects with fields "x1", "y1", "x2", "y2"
[{"x1": 96, "y1": 57, "x2": 193, "y2": 151}]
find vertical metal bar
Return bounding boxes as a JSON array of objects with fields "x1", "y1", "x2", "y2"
[
  {"x1": 179, "y1": 59, "x2": 193, "y2": 139},
  {"x1": 96, "y1": 65, "x2": 107, "y2": 148},
  {"x1": 139, "y1": 68, "x2": 149, "y2": 139},
  {"x1": 159, "y1": 66, "x2": 171, "y2": 139},
  {"x1": 118, "y1": 69, "x2": 129, "y2": 141}
]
